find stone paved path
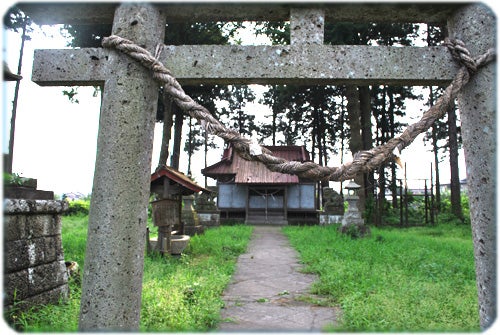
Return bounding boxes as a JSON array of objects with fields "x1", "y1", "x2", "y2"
[{"x1": 218, "y1": 226, "x2": 339, "y2": 332}]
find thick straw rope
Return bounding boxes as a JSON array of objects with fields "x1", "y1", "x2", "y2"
[{"x1": 102, "y1": 36, "x2": 495, "y2": 182}]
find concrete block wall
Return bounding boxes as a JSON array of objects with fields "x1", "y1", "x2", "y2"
[{"x1": 3, "y1": 199, "x2": 69, "y2": 311}]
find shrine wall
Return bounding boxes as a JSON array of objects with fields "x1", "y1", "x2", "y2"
[{"x1": 3, "y1": 199, "x2": 69, "y2": 311}]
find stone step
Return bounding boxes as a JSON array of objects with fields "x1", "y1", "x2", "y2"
[{"x1": 245, "y1": 215, "x2": 288, "y2": 225}]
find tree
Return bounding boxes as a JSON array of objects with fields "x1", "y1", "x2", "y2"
[
  {"x1": 157, "y1": 90, "x2": 174, "y2": 168},
  {"x1": 163, "y1": 22, "x2": 248, "y2": 176},
  {"x1": 61, "y1": 21, "x2": 245, "y2": 177},
  {"x1": 423, "y1": 24, "x2": 446, "y2": 210},
  {"x1": 423, "y1": 23, "x2": 463, "y2": 220},
  {"x1": 256, "y1": 21, "x2": 421, "y2": 216},
  {"x1": 217, "y1": 85, "x2": 257, "y2": 136},
  {"x1": 447, "y1": 101, "x2": 465, "y2": 221},
  {"x1": 3, "y1": 6, "x2": 33, "y2": 174},
  {"x1": 425, "y1": 86, "x2": 445, "y2": 209},
  {"x1": 325, "y1": 22, "x2": 419, "y2": 218},
  {"x1": 345, "y1": 85, "x2": 366, "y2": 210}
]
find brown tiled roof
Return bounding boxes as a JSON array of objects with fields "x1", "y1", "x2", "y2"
[{"x1": 202, "y1": 145, "x2": 310, "y2": 184}]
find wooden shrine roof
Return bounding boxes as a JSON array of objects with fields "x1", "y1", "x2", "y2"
[
  {"x1": 202, "y1": 145, "x2": 311, "y2": 184},
  {"x1": 151, "y1": 166, "x2": 209, "y2": 195}
]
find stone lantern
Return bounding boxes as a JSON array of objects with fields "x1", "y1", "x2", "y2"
[
  {"x1": 182, "y1": 194, "x2": 203, "y2": 236},
  {"x1": 341, "y1": 180, "x2": 364, "y2": 226}
]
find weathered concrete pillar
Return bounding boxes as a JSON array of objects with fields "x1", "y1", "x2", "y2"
[
  {"x1": 290, "y1": 8, "x2": 325, "y2": 45},
  {"x1": 447, "y1": 4, "x2": 496, "y2": 330},
  {"x1": 78, "y1": 4, "x2": 165, "y2": 331}
]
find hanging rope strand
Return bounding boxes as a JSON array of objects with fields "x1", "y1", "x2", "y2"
[{"x1": 102, "y1": 35, "x2": 495, "y2": 182}]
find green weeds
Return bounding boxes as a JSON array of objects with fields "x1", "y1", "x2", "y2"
[
  {"x1": 9, "y1": 215, "x2": 252, "y2": 332},
  {"x1": 140, "y1": 225, "x2": 253, "y2": 331},
  {"x1": 283, "y1": 224, "x2": 479, "y2": 332}
]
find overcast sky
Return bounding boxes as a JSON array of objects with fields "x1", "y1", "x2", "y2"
[{"x1": 2, "y1": 5, "x2": 469, "y2": 197}]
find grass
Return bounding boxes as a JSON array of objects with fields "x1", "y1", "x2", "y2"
[
  {"x1": 283, "y1": 224, "x2": 480, "y2": 332},
  {"x1": 7, "y1": 215, "x2": 253, "y2": 332},
  {"x1": 6, "y1": 213, "x2": 479, "y2": 332},
  {"x1": 140, "y1": 225, "x2": 253, "y2": 331}
]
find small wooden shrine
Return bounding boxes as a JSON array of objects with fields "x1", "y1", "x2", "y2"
[{"x1": 150, "y1": 165, "x2": 209, "y2": 254}]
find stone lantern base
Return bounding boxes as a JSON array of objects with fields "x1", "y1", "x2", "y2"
[{"x1": 338, "y1": 223, "x2": 371, "y2": 239}]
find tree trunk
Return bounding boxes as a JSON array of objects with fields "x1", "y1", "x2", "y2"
[
  {"x1": 157, "y1": 95, "x2": 174, "y2": 168},
  {"x1": 428, "y1": 87, "x2": 442, "y2": 211},
  {"x1": 170, "y1": 105, "x2": 183, "y2": 170},
  {"x1": 376, "y1": 166, "x2": 386, "y2": 226},
  {"x1": 187, "y1": 116, "x2": 193, "y2": 176},
  {"x1": 7, "y1": 19, "x2": 27, "y2": 174},
  {"x1": 360, "y1": 86, "x2": 375, "y2": 221},
  {"x1": 387, "y1": 91, "x2": 399, "y2": 208},
  {"x1": 346, "y1": 85, "x2": 365, "y2": 211},
  {"x1": 340, "y1": 95, "x2": 346, "y2": 194},
  {"x1": 272, "y1": 107, "x2": 277, "y2": 146},
  {"x1": 447, "y1": 101, "x2": 464, "y2": 221}
]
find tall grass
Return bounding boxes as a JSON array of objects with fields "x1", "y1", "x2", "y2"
[
  {"x1": 140, "y1": 226, "x2": 253, "y2": 331},
  {"x1": 283, "y1": 224, "x2": 479, "y2": 332},
  {"x1": 7, "y1": 215, "x2": 252, "y2": 332}
]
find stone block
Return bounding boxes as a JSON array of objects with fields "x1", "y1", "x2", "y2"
[
  {"x1": 26, "y1": 214, "x2": 62, "y2": 238},
  {"x1": 319, "y1": 214, "x2": 343, "y2": 226},
  {"x1": 43, "y1": 235, "x2": 65, "y2": 262},
  {"x1": 197, "y1": 211, "x2": 220, "y2": 228},
  {"x1": 23, "y1": 284, "x2": 69, "y2": 308},
  {"x1": 3, "y1": 199, "x2": 69, "y2": 214},
  {"x1": 4, "y1": 186, "x2": 54, "y2": 200},
  {"x1": 3, "y1": 214, "x2": 27, "y2": 241},
  {"x1": 4, "y1": 240, "x2": 30, "y2": 272},
  {"x1": 28, "y1": 261, "x2": 69, "y2": 296},
  {"x1": 290, "y1": 8, "x2": 325, "y2": 45},
  {"x1": 4, "y1": 269, "x2": 30, "y2": 305}
]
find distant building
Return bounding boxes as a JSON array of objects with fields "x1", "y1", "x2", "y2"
[
  {"x1": 62, "y1": 192, "x2": 86, "y2": 201},
  {"x1": 202, "y1": 145, "x2": 317, "y2": 225},
  {"x1": 439, "y1": 178, "x2": 468, "y2": 194}
]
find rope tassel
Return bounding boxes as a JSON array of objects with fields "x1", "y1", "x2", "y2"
[{"x1": 102, "y1": 35, "x2": 495, "y2": 182}]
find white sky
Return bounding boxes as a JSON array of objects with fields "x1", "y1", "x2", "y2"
[{"x1": 1, "y1": 4, "x2": 470, "y2": 196}]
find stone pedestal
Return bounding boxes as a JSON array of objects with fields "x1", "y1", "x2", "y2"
[
  {"x1": 182, "y1": 195, "x2": 203, "y2": 236},
  {"x1": 3, "y1": 199, "x2": 69, "y2": 312},
  {"x1": 339, "y1": 181, "x2": 369, "y2": 238},
  {"x1": 319, "y1": 214, "x2": 343, "y2": 225},
  {"x1": 194, "y1": 190, "x2": 219, "y2": 228},
  {"x1": 341, "y1": 196, "x2": 364, "y2": 227},
  {"x1": 320, "y1": 188, "x2": 344, "y2": 225},
  {"x1": 197, "y1": 211, "x2": 220, "y2": 228}
]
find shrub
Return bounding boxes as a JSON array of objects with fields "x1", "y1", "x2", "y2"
[{"x1": 64, "y1": 199, "x2": 91, "y2": 216}]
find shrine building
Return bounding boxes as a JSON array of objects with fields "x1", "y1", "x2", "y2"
[{"x1": 202, "y1": 145, "x2": 317, "y2": 225}]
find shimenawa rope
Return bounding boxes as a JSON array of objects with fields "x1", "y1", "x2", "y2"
[{"x1": 101, "y1": 35, "x2": 495, "y2": 182}]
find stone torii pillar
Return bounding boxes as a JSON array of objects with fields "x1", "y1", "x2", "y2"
[
  {"x1": 448, "y1": 4, "x2": 496, "y2": 330},
  {"x1": 32, "y1": 4, "x2": 166, "y2": 330},
  {"x1": 78, "y1": 4, "x2": 165, "y2": 330}
]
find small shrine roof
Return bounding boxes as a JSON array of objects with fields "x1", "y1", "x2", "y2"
[{"x1": 151, "y1": 166, "x2": 209, "y2": 196}]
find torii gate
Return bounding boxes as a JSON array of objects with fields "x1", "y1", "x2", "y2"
[{"x1": 20, "y1": 2, "x2": 495, "y2": 331}]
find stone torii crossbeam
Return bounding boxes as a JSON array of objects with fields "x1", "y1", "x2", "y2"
[{"x1": 20, "y1": 2, "x2": 495, "y2": 331}]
